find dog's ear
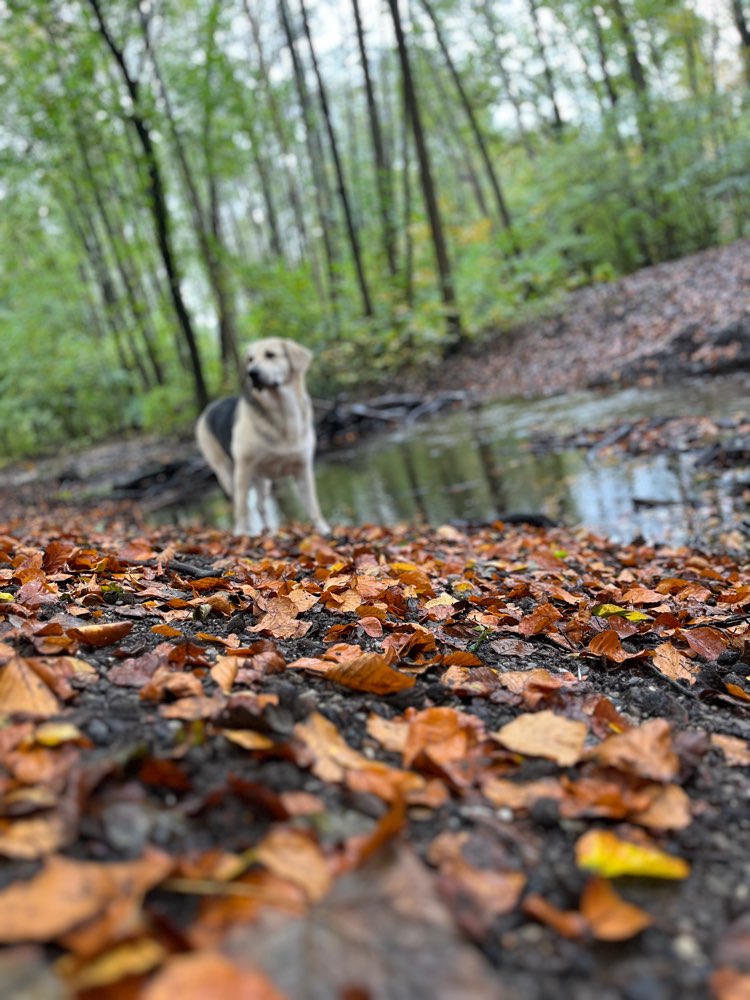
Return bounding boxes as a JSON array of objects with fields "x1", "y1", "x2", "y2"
[{"x1": 284, "y1": 340, "x2": 313, "y2": 374}]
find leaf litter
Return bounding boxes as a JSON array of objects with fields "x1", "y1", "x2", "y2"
[{"x1": 0, "y1": 513, "x2": 748, "y2": 997}]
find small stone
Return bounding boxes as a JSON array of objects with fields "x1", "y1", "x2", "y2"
[{"x1": 672, "y1": 932, "x2": 704, "y2": 964}]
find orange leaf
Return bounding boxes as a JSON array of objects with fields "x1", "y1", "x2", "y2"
[
  {"x1": 710, "y1": 968, "x2": 750, "y2": 1000},
  {"x1": 522, "y1": 894, "x2": 587, "y2": 939},
  {"x1": 326, "y1": 653, "x2": 415, "y2": 695},
  {"x1": 587, "y1": 629, "x2": 639, "y2": 663},
  {"x1": 683, "y1": 626, "x2": 727, "y2": 660},
  {"x1": 711, "y1": 733, "x2": 750, "y2": 766},
  {"x1": 652, "y1": 642, "x2": 699, "y2": 685},
  {"x1": 211, "y1": 655, "x2": 239, "y2": 694},
  {"x1": 255, "y1": 828, "x2": 331, "y2": 903},
  {"x1": 492, "y1": 710, "x2": 587, "y2": 766},
  {"x1": 67, "y1": 622, "x2": 133, "y2": 647},
  {"x1": 0, "y1": 850, "x2": 172, "y2": 944},
  {"x1": 0, "y1": 656, "x2": 60, "y2": 716},
  {"x1": 141, "y1": 951, "x2": 285, "y2": 1000},
  {"x1": 246, "y1": 597, "x2": 311, "y2": 639},
  {"x1": 402, "y1": 706, "x2": 483, "y2": 769},
  {"x1": 590, "y1": 718, "x2": 679, "y2": 782},
  {"x1": 518, "y1": 602, "x2": 563, "y2": 637},
  {"x1": 580, "y1": 876, "x2": 652, "y2": 940}
]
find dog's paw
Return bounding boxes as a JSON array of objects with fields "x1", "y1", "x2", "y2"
[{"x1": 314, "y1": 519, "x2": 331, "y2": 536}]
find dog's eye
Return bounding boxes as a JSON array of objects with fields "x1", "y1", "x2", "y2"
[{"x1": 264, "y1": 350, "x2": 276, "y2": 359}]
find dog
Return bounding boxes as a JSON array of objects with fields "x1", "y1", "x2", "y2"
[{"x1": 196, "y1": 337, "x2": 329, "y2": 536}]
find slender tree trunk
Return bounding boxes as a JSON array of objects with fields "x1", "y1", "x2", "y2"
[
  {"x1": 298, "y1": 0, "x2": 374, "y2": 318},
  {"x1": 475, "y1": 4, "x2": 536, "y2": 159},
  {"x1": 86, "y1": 0, "x2": 208, "y2": 411},
  {"x1": 424, "y1": 54, "x2": 486, "y2": 219},
  {"x1": 278, "y1": 0, "x2": 341, "y2": 327},
  {"x1": 730, "y1": 0, "x2": 750, "y2": 82},
  {"x1": 420, "y1": 0, "x2": 517, "y2": 245},
  {"x1": 352, "y1": 0, "x2": 398, "y2": 277},
  {"x1": 387, "y1": 0, "x2": 463, "y2": 351},
  {"x1": 527, "y1": 0, "x2": 564, "y2": 132},
  {"x1": 138, "y1": 8, "x2": 240, "y2": 377},
  {"x1": 245, "y1": 1, "x2": 311, "y2": 257}
]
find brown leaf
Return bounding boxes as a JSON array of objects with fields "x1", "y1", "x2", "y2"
[
  {"x1": 255, "y1": 828, "x2": 331, "y2": 903},
  {"x1": 223, "y1": 845, "x2": 501, "y2": 999},
  {"x1": 590, "y1": 718, "x2": 679, "y2": 782},
  {"x1": 518, "y1": 602, "x2": 563, "y2": 637},
  {"x1": 66, "y1": 621, "x2": 133, "y2": 647},
  {"x1": 711, "y1": 733, "x2": 750, "y2": 766},
  {"x1": 0, "y1": 656, "x2": 61, "y2": 716},
  {"x1": 142, "y1": 951, "x2": 285, "y2": 1000},
  {"x1": 683, "y1": 626, "x2": 727, "y2": 660},
  {"x1": 246, "y1": 597, "x2": 311, "y2": 639},
  {"x1": 211, "y1": 655, "x2": 240, "y2": 694},
  {"x1": 580, "y1": 876, "x2": 652, "y2": 941},
  {"x1": 402, "y1": 706, "x2": 484, "y2": 772},
  {"x1": 492, "y1": 710, "x2": 587, "y2": 766},
  {"x1": 522, "y1": 894, "x2": 587, "y2": 939},
  {"x1": 709, "y1": 968, "x2": 750, "y2": 1000},
  {"x1": 326, "y1": 653, "x2": 416, "y2": 695},
  {"x1": 0, "y1": 850, "x2": 171, "y2": 945},
  {"x1": 652, "y1": 642, "x2": 699, "y2": 685},
  {"x1": 587, "y1": 629, "x2": 640, "y2": 663}
]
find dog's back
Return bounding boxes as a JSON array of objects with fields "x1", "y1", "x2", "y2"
[{"x1": 203, "y1": 397, "x2": 239, "y2": 459}]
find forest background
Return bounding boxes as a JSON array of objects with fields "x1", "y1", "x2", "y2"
[{"x1": 2, "y1": 0, "x2": 750, "y2": 461}]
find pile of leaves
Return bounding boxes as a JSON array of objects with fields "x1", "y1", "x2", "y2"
[{"x1": 0, "y1": 509, "x2": 749, "y2": 998}]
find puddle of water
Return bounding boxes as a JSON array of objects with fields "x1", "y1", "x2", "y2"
[{"x1": 159, "y1": 374, "x2": 750, "y2": 547}]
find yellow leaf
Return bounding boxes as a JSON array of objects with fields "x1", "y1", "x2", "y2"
[
  {"x1": 34, "y1": 721, "x2": 86, "y2": 747},
  {"x1": 575, "y1": 829, "x2": 690, "y2": 879}
]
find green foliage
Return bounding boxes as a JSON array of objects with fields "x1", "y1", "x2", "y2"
[{"x1": 1, "y1": 0, "x2": 749, "y2": 457}]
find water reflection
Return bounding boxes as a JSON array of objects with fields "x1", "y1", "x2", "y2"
[{"x1": 160, "y1": 375, "x2": 750, "y2": 547}]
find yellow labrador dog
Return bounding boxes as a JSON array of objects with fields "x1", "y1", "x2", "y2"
[{"x1": 196, "y1": 337, "x2": 329, "y2": 536}]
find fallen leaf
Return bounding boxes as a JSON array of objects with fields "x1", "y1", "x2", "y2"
[
  {"x1": 710, "y1": 968, "x2": 750, "y2": 1000},
  {"x1": 0, "y1": 849, "x2": 172, "y2": 944},
  {"x1": 255, "y1": 828, "x2": 331, "y2": 903},
  {"x1": 683, "y1": 626, "x2": 727, "y2": 660},
  {"x1": 652, "y1": 641, "x2": 700, "y2": 684},
  {"x1": 56, "y1": 937, "x2": 165, "y2": 992},
  {"x1": 326, "y1": 653, "x2": 416, "y2": 695},
  {"x1": 587, "y1": 630, "x2": 640, "y2": 663},
  {"x1": 66, "y1": 621, "x2": 133, "y2": 646},
  {"x1": 575, "y1": 829, "x2": 690, "y2": 879},
  {"x1": 711, "y1": 733, "x2": 750, "y2": 766},
  {"x1": 141, "y1": 950, "x2": 285, "y2": 1000},
  {"x1": 590, "y1": 718, "x2": 679, "y2": 782},
  {"x1": 518, "y1": 602, "x2": 563, "y2": 636},
  {"x1": 580, "y1": 876, "x2": 652, "y2": 940},
  {"x1": 247, "y1": 598, "x2": 311, "y2": 639},
  {"x1": 0, "y1": 656, "x2": 61, "y2": 716},
  {"x1": 492, "y1": 710, "x2": 587, "y2": 766},
  {"x1": 211, "y1": 655, "x2": 239, "y2": 694},
  {"x1": 223, "y1": 845, "x2": 501, "y2": 999},
  {"x1": 522, "y1": 894, "x2": 587, "y2": 939}
]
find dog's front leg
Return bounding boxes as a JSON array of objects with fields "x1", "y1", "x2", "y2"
[
  {"x1": 255, "y1": 478, "x2": 272, "y2": 533},
  {"x1": 295, "y1": 464, "x2": 330, "y2": 535},
  {"x1": 232, "y1": 457, "x2": 253, "y2": 535}
]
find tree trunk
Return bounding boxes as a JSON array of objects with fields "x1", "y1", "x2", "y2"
[
  {"x1": 278, "y1": 0, "x2": 341, "y2": 326},
  {"x1": 387, "y1": 0, "x2": 463, "y2": 351},
  {"x1": 527, "y1": 0, "x2": 565, "y2": 132},
  {"x1": 86, "y1": 0, "x2": 208, "y2": 411},
  {"x1": 352, "y1": 0, "x2": 398, "y2": 277},
  {"x1": 420, "y1": 0, "x2": 517, "y2": 245},
  {"x1": 298, "y1": 0, "x2": 375, "y2": 318}
]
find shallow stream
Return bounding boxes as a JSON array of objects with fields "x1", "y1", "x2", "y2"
[{"x1": 166, "y1": 374, "x2": 750, "y2": 548}]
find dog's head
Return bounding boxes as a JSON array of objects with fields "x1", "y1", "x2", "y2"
[{"x1": 243, "y1": 337, "x2": 313, "y2": 391}]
